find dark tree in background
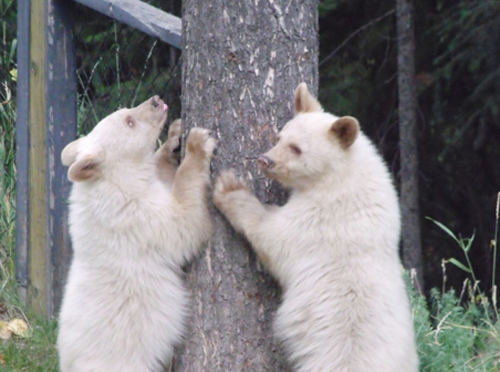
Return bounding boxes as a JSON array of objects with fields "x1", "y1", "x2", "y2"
[
  {"x1": 396, "y1": 0, "x2": 423, "y2": 291},
  {"x1": 175, "y1": 1, "x2": 318, "y2": 370}
]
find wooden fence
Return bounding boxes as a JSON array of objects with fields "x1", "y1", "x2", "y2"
[{"x1": 15, "y1": 0, "x2": 181, "y2": 318}]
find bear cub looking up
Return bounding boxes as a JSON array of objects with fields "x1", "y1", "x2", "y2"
[
  {"x1": 213, "y1": 84, "x2": 418, "y2": 372},
  {"x1": 57, "y1": 96, "x2": 216, "y2": 372}
]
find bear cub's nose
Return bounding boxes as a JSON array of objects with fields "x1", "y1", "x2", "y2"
[
  {"x1": 151, "y1": 96, "x2": 160, "y2": 108},
  {"x1": 257, "y1": 155, "x2": 274, "y2": 170}
]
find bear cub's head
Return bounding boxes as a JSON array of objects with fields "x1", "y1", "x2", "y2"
[
  {"x1": 61, "y1": 96, "x2": 168, "y2": 182},
  {"x1": 257, "y1": 83, "x2": 360, "y2": 190}
]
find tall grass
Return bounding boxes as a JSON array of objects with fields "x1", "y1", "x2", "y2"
[
  {"x1": 413, "y1": 282, "x2": 500, "y2": 371},
  {"x1": 0, "y1": 0, "x2": 17, "y2": 312},
  {"x1": 0, "y1": 75, "x2": 18, "y2": 316},
  {"x1": 414, "y1": 213, "x2": 500, "y2": 371}
]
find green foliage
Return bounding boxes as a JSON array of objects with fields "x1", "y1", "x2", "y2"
[
  {"x1": 427, "y1": 218, "x2": 478, "y2": 282},
  {"x1": 318, "y1": 0, "x2": 500, "y2": 292},
  {"x1": 413, "y1": 216, "x2": 500, "y2": 371},
  {"x1": 318, "y1": 1, "x2": 398, "y2": 147},
  {"x1": 319, "y1": 58, "x2": 373, "y2": 117},
  {"x1": 432, "y1": 0, "x2": 500, "y2": 148},
  {"x1": 318, "y1": 0, "x2": 349, "y2": 16},
  {"x1": 423, "y1": 2, "x2": 500, "y2": 293},
  {"x1": 74, "y1": 4, "x2": 182, "y2": 136},
  {"x1": 413, "y1": 285, "x2": 500, "y2": 372},
  {"x1": 0, "y1": 0, "x2": 16, "y2": 301}
]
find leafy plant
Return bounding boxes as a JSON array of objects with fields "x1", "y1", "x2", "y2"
[
  {"x1": 414, "y1": 285, "x2": 500, "y2": 372},
  {"x1": 415, "y1": 215, "x2": 500, "y2": 371},
  {"x1": 0, "y1": 0, "x2": 17, "y2": 303},
  {"x1": 427, "y1": 218, "x2": 478, "y2": 283}
]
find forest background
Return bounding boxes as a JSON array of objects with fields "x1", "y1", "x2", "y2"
[
  {"x1": 317, "y1": 0, "x2": 500, "y2": 293},
  {"x1": 1, "y1": 0, "x2": 500, "y2": 370}
]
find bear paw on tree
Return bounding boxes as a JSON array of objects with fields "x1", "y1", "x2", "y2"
[
  {"x1": 186, "y1": 127, "x2": 217, "y2": 160},
  {"x1": 159, "y1": 119, "x2": 182, "y2": 161},
  {"x1": 213, "y1": 169, "x2": 249, "y2": 208}
]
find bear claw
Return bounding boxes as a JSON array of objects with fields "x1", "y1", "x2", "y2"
[
  {"x1": 168, "y1": 119, "x2": 182, "y2": 140},
  {"x1": 214, "y1": 169, "x2": 247, "y2": 197},
  {"x1": 186, "y1": 127, "x2": 217, "y2": 158}
]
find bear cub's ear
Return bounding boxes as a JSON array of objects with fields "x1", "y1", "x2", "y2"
[
  {"x1": 294, "y1": 82, "x2": 323, "y2": 115},
  {"x1": 61, "y1": 137, "x2": 85, "y2": 166},
  {"x1": 68, "y1": 152, "x2": 105, "y2": 182},
  {"x1": 330, "y1": 116, "x2": 360, "y2": 149}
]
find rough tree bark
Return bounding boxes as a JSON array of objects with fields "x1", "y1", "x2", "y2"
[
  {"x1": 175, "y1": 1, "x2": 318, "y2": 371},
  {"x1": 396, "y1": 0, "x2": 424, "y2": 292}
]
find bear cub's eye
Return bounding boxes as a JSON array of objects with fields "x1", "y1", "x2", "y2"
[
  {"x1": 289, "y1": 144, "x2": 302, "y2": 155},
  {"x1": 126, "y1": 116, "x2": 136, "y2": 128}
]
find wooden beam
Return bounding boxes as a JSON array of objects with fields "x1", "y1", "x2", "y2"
[
  {"x1": 15, "y1": 0, "x2": 31, "y2": 306},
  {"x1": 72, "y1": 0, "x2": 182, "y2": 48},
  {"x1": 29, "y1": 0, "x2": 49, "y2": 317},
  {"x1": 16, "y1": 0, "x2": 77, "y2": 318},
  {"x1": 46, "y1": 0, "x2": 77, "y2": 316}
]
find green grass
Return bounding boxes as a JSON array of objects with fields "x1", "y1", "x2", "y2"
[
  {"x1": 413, "y1": 284, "x2": 500, "y2": 371},
  {"x1": 413, "y1": 214, "x2": 500, "y2": 371},
  {"x1": 0, "y1": 317, "x2": 58, "y2": 372}
]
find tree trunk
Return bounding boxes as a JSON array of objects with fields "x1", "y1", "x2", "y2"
[
  {"x1": 176, "y1": 1, "x2": 318, "y2": 370},
  {"x1": 396, "y1": 0, "x2": 424, "y2": 292}
]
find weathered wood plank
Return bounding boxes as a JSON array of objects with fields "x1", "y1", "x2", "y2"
[
  {"x1": 15, "y1": 0, "x2": 31, "y2": 306},
  {"x1": 29, "y1": 0, "x2": 49, "y2": 316},
  {"x1": 18, "y1": 0, "x2": 77, "y2": 318},
  {"x1": 46, "y1": 0, "x2": 77, "y2": 316},
  {"x1": 72, "y1": 0, "x2": 181, "y2": 48}
]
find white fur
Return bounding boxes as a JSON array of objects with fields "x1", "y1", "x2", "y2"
[
  {"x1": 57, "y1": 97, "x2": 215, "y2": 372},
  {"x1": 213, "y1": 85, "x2": 418, "y2": 372}
]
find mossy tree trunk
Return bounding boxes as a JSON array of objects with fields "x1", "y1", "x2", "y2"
[{"x1": 176, "y1": 1, "x2": 318, "y2": 370}]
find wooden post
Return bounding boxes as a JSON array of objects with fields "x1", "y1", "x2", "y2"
[
  {"x1": 15, "y1": 0, "x2": 31, "y2": 307},
  {"x1": 46, "y1": 0, "x2": 78, "y2": 316},
  {"x1": 28, "y1": 0, "x2": 49, "y2": 316},
  {"x1": 16, "y1": 0, "x2": 77, "y2": 317}
]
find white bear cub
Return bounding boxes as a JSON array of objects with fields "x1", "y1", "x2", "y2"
[
  {"x1": 213, "y1": 84, "x2": 418, "y2": 372},
  {"x1": 58, "y1": 96, "x2": 216, "y2": 372}
]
